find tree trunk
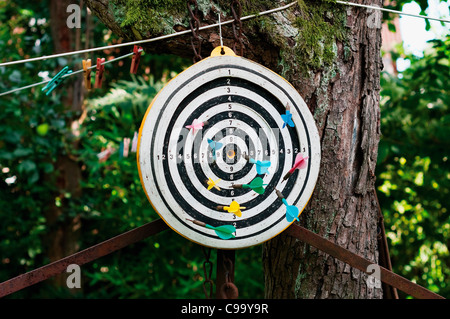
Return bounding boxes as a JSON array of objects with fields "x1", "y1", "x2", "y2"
[
  {"x1": 85, "y1": 0, "x2": 383, "y2": 298},
  {"x1": 262, "y1": 2, "x2": 383, "y2": 299}
]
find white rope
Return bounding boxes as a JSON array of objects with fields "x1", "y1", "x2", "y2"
[
  {"x1": 218, "y1": 13, "x2": 224, "y2": 49},
  {"x1": 1, "y1": 1, "x2": 448, "y2": 96},
  {"x1": 0, "y1": 1, "x2": 297, "y2": 68},
  {"x1": 336, "y1": 1, "x2": 450, "y2": 23},
  {"x1": 1, "y1": 1, "x2": 448, "y2": 68},
  {"x1": 0, "y1": 51, "x2": 137, "y2": 97}
]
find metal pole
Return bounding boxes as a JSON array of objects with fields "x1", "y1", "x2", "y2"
[
  {"x1": 216, "y1": 249, "x2": 238, "y2": 299},
  {"x1": 286, "y1": 224, "x2": 444, "y2": 299},
  {"x1": 0, "y1": 219, "x2": 169, "y2": 297}
]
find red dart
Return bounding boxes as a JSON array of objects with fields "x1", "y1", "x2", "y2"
[{"x1": 282, "y1": 153, "x2": 308, "y2": 182}]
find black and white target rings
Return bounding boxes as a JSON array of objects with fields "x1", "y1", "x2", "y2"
[{"x1": 137, "y1": 47, "x2": 320, "y2": 249}]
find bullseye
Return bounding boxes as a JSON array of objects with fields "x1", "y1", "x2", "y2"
[{"x1": 227, "y1": 149, "x2": 236, "y2": 160}]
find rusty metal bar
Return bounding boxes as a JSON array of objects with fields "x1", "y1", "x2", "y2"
[
  {"x1": 2, "y1": 217, "x2": 444, "y2": 299},
  {"x1": 0, "y1": 218, "x2": 169, "y2": 298},
  {"x1": 285, "y1": 224, "x2": 444, "y2": 299},
  {"x1": 215, "y1": 249, "x2": 238, "y2": 299},
  {"x1": 374, "y1": 189, "x2": 399, "y2": 299}
]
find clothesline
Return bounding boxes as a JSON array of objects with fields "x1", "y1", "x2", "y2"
[
  {"x1": 0, "y1": 1, "x2": 448, "y2": 97},
  {"x1": 1, "y1": 1, "x2": 448, "y2": 68}
]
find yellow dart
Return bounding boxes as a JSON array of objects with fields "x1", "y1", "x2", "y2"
[
  {"x1": 217, "y1": 200, "x2": 246, "y2": 217},
  {"x1": 207, "y1": 178, "x2": 221, "y2": 191}
]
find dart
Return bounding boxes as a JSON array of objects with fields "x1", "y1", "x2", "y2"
[
  {"x1": 217, "y1": 200, "x2": 246, "y2": 217},
  {"x1": 276, "y1": 189, "x2": 300, "y2": 222},
  {"x1": 251, "y1": 159, "x2": 271, "y2": 175},
  {"x1": 282, "y1": 153, "x2": 309, "y2": 182},
  {"x1": 207, "y1": 138, "x2": 224, "y2": 160},
  {"x1": 233, "y1": 177, "x2": 267, "y2": 194},
  {"x1": 243, "y1": 153, "x2": 271, "y2": 175},
  {"x1": 206, "y1": 177, "x2": 221, "y2": 191},
  {"x1": 186, "y1": 219, "x2": 236, "y2": 240},
  {"x1": 186, "y1": 119, "x2": 208, "y2": 134},
  {"x1": 281, "y1": 110, "x2": 295, "y2": 128}
]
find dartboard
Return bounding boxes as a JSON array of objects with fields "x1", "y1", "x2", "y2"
[{"x1": 138, "y1": 47, "x2": 320, "y2": 249}]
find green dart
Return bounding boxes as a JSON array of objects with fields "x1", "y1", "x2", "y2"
[
  {"x1": 186, "y1": 219, "x2": 236, "y2": 240},
  {"x1": 232, "y1": 177, "x2": 268, "y2": 194}
]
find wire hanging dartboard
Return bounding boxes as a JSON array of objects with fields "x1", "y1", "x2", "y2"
[{"x1": 137, "y1": 46, "x2": 320, "y2": 249}]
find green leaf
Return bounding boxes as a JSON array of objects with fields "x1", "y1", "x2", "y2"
[
  {"x1": 13, "y1": 147, "x2": 33, "y2": 157},
  {"x1": 18, "y1": 159, "x2": 36, "y2": 173}
]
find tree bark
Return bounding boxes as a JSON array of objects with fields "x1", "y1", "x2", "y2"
[
  {"x1": 85, "y1": 0, "x2": 383, "y2": 298},
  {"x1": 263, "y1": 1, "x2": 383, "y2": 299}
]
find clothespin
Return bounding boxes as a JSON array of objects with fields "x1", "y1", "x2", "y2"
[
  {"x1": 41, "y1": 66, "x2": 72, "y2": 95},
  {"x1": 95, "y1": 57, "x2": 105, "y2": 88},
  {"x1": 123, "y1": 137, "x2": 131, "y2": 158},
  {"x1": 130, "y1": 45, "x2": 143, "y2": 74},
  {"x1": 119, "y1": 140, "x2": 124, "y2": 158},
  {"x1": 131, "y1": 131, "x2": 138, "y2": 153},
  {"x1": 82, "y1": 59, "x2": 92, "y2": 90},
  {"x1": 97, "y1": 147, "x2": 114, "y2": 162}
]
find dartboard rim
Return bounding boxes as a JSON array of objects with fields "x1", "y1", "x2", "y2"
[{"x1": 137, "y1": 48, "x2": 320, "y2": 250}]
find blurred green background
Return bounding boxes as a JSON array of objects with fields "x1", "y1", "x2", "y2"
[{"x1": 0, "y1": 0, "x2": 448, "y2": 298}]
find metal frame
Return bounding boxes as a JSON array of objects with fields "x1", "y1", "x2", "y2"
[{"x1": 0, "y1": 217, "x2": 444, "y2": 299}]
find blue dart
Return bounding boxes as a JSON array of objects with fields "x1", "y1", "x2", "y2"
[
  {"x1": 276, "y1": 189, "x2": 300, "y2": 222},
  {"x1": 207, "y1": 138, "x2": 224, "y2": 160},
  {"x1": 281, "y1": 110, "x2": 295, "y2": 128},
  {"x1": 249, "y1": 158, "x2": 271, "y2": 175}
]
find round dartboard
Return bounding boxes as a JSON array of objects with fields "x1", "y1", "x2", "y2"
[{"x1": 138, "y1": 47, "x2": 320, "y2": 249}]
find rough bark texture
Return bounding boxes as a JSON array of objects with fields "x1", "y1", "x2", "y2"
[
  {"x1": 85, "y1": 0, "x2": 383, "y2": 298},
  {"x1": 263, "y1": 1, "x2": 383, "y2": 299}
]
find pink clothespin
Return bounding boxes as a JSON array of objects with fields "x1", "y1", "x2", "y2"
[
  {"x1": 130, "y1": 45, "x2": 143, "y2": 74},
  {"x1": 123, "y1": 137, "x2": 131, "y2": 158},
  {"x1": 95, "y1": 57, "x2": 105, "y2": 88},
  {"x1": 97, "y1": 147, "x2": 114, "y2": 162},
  {"x1": 131, "y1": 131, "x2": 138, "y2": 153}
]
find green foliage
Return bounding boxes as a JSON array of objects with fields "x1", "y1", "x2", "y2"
[
  {"x1": 377, "y1": 35, "x2": 450, "y2": 297},
  {"x1": 0, "y1": 1, "x2": 71, "y2": 289},
  {"x1": 385, "y1": 0, "x2": 449, "y2": 31},
  {"x1": 1, "y1": 0, "x2": 447, "y2": 300},
  {"x1": 0, "y1": 0, "x2": 263, "y2": 297}
]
